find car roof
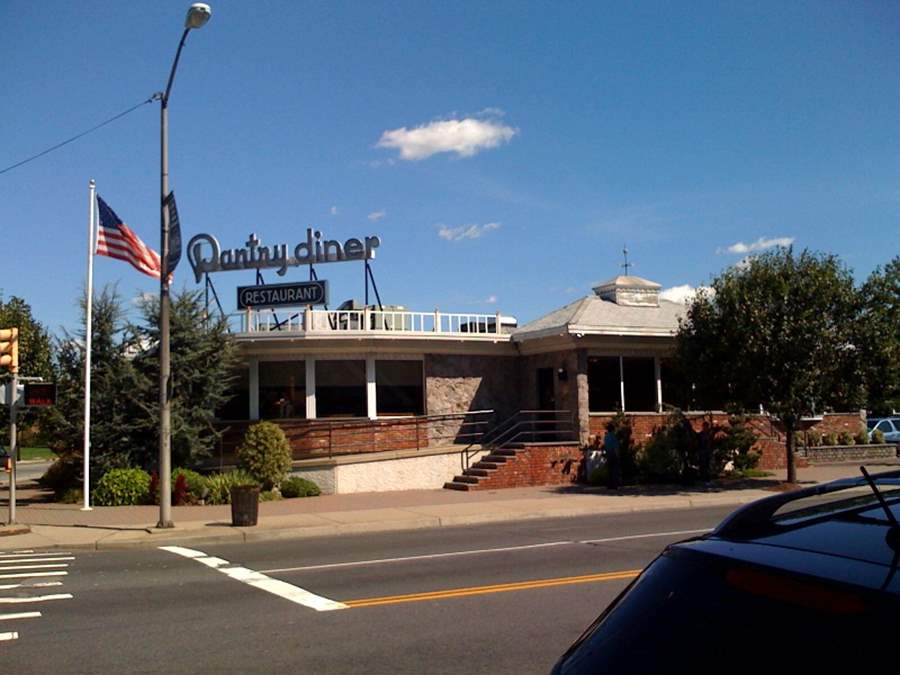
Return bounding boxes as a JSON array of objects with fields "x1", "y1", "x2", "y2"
[{"x1": 677, "y1": 468, "x2": 900, "y2": 594}]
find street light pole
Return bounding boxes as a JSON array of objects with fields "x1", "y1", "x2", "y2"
[{"x1": 157, "y1": 3, "x2": 211, "y2": 529}]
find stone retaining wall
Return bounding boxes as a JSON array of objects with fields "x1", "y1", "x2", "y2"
[{"x1": 798, "y1": 444, "x2": 897, "y2": 464}]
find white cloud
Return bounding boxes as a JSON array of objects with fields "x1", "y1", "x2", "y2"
[
  {"x1": 484, "y1": 294, "x2": 498, "y2": 304},
  {"x1": 437, "y1": 222, "x2": 501, "y2": 242},
  {"x1": 330, "y1": 206, "x2": 339, "y2": 215},
  {"x1": 718, "y1": 236, "x2": 794, "y2": 255},
  {"x1": 368, "y1": 210, "x2": 386, "y2": 222},
  {"x1": 659, "y1": 284, "x2": 714, "y2": 304},
  {"x1": 377, "y1": 118, "x2": 517, "y2": 161}
]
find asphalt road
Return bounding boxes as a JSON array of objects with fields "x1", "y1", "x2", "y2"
[{"x1": 1, "y1": 505, "x2": 737, "y2": 674}]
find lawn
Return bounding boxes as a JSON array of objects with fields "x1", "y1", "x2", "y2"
[{"x1": 19, "y1": 447, "x2": 55, "y2": 461}]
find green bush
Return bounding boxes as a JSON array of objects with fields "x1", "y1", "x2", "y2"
[
  {"x1": 638, "y1": 434, "x2": 681, "y2": 482},
  {"x1": 92, "y1": 468, "x2": 151, "y2": 506},
  {"x1": 38, "y1": 459, "x2": 80, "y2": 498},
  {"x1": 259, "y1": 490, "x2": 282, "y2": 502},
  {"x1": 205, "y1": 470, "x2": 260, "y2": 505},
  {"x1": 719, "y1": 416, "x2": 760, "y2": 472},
  {"x1": 587, "y1": 465, "x2": 609, "y2": 487},
  {"x1": 60, "y1": 487, "x2": 83, "y2": 504},
  {"x1": 605, "y1": 410, "x2": 639, "y2": 484},
  {"x1": 872, "y1": 429, "x2": 886, "y2": 444},
  {"x1": 822, "y1": 432, "x2": 838, "y2": 447},
  {"x1": 172, "y1": 468, "x2": 209, "y2": 504},
  {"x1": 854, "y1": 429, "x2": 869, "y2": 445},
  {"x1": 806, "y1": 430, "x2": 822, "y2": 447},
  {"x1": 281, "y1": 475, "x2": 322, "y2": 498},
  {"x1": 237, "y1": 421, "x2": 293, "y2": 490},
  {"x1": 837, "y1": 431, "x2": 854, "y2": 446}
]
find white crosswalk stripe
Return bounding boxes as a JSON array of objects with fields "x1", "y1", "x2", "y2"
[{"x1": 0, "y1": 550, "x2": 76, "y2": 642}]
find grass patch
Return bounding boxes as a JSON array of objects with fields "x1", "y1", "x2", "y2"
[{"x1": 19, "y1": 447, "x2": 55, "y2": 461}]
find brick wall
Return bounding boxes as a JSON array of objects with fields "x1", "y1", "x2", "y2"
[{"x1": 469, "y1": 444, "x2": 583, "y2": 490}]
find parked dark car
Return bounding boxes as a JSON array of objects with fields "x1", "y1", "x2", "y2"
[{"x1": 551, "y1": 468, "x2": 900, "y2": 673}]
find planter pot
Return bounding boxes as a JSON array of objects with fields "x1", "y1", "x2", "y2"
[{"x1": 230, "y1": 485, "x2": 260, "y2": 526}]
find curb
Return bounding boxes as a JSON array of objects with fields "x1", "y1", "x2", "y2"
[{"x1": 4, "y1": 491, "x2": 771, "y2": 551}]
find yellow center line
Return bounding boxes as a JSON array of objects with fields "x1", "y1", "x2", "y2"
[{"x1": 343, "y1": 569, "x2": 642, "y2": 608}]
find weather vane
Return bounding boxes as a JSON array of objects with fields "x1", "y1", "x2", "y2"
[{"x1": 621, "y1": 246, "x2": 631, "y2": 275}]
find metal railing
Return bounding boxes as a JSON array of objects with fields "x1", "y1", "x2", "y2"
[
  {"x1": 213, "y1": 410, "x2": 496, "y2": 467},
  {"x1": 464, "y1": 409, "x2": 580, "y2": 469},
  {"x1": 227, "y1": 307, "x2": 512, "y2": 337}
]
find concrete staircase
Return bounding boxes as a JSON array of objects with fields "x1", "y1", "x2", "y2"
[{"x1": 443, "y1": 447, "x2": 521, "y2": 491}]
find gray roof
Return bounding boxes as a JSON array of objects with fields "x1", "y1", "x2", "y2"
[{"x1": 512, "y1": 294, "x2": 685, "y2": 341}]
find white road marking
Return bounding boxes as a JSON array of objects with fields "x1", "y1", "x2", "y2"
[
  {"x1": 258, "y1": 529, "x2": 711, "y2": 574},
  {"x1": 0, "y1": 552, "x2": 69, "y2": 559},
  {"x1": 0, "y1": 612, "x2": 41, "y2": 621},
  {"x1": 0, "y1": 563, "x2": 68, "y2": 571},
  {"x1": 0, "y1": 571, "x2": 67, "y2": 580},
  {"x1": 0, "y1": 557, "x2": 74, "y2": 565},
  {"x1": 160, "y1": 546, "x2": 348, "y2": 612},
  {"x1": 0, "y1": 582, "x2": 63, "y2": 590},
  {"x1": 260, "y1": 541, "x2": 572, "y2": 573},
  {"x1": 579, "y1": 528, "x2": 710, "y2": 544},
  {"x1": 0, "y1": 631, "x2": 18, "y2": 641},
  {"x1": 0, "y1": 594, "x2": 73, "y2": 604}
]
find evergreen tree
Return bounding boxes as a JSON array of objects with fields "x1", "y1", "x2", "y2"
[
  {"x1": 129, "y1": 289, "x2": 238, "y2": 469},
  {"x1": 41, "y1": 286, "x2": 139, "y2": 479}
]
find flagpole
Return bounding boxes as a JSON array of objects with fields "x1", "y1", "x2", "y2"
[{"x1": 82, "y1": 179, "x2": 95, "y2": 511}]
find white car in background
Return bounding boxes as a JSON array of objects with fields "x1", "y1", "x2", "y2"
[{"x1": 868, "y1": 417, "x2": 900, "y2": 443}]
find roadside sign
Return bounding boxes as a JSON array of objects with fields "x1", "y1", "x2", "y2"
[{"x1": 23, "y1": 382, "x2": 57, "y2": 407}]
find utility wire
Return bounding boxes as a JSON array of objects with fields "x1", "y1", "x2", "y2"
[{"x1": 0, "y1": 94, "x2": 158, "y2": 176}]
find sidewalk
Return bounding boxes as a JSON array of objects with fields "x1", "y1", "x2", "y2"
[{"x1": 0, "y1": 462, "x2": 894, "y2": 551}]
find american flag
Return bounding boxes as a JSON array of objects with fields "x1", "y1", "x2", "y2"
[{"x1": 95, "y1": 195, "x2": 161, "y2": 279}]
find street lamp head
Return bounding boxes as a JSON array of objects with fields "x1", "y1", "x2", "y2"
[{"x1": 185, "y1": 3, "x2": 212, "y2": 30}]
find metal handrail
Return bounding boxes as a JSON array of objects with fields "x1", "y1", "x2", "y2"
[{"x1": 464, "y1": 409, "x2": 579, "y2": 469}]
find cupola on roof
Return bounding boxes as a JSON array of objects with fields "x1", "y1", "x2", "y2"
[{"x1": 592, "y1": 275, "x2": 661, "y2": 307}]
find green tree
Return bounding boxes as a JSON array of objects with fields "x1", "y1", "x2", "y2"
[
  {"x1": 676, "y1": 248, "x2": 862, "y2": 483},
  {"x1": 856, "y1": 257, "x2": 899, "y2": 415},
  {"x1": 0, "y1": 294, "x2": 55, "y2": 441},
  {"x1": 41, "y1": 286, "x2": 140, "y2": 481},
  {"x1": 128, "y1": 289, "x2": 238, "y2": 470}
]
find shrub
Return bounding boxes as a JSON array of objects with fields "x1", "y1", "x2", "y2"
[
  {"x1": 259, "y1": 490, "x2": 282, "y2": 502},
  {"x1": 60, "y1": 487, "x2": 83, "y2": 504},
  {"x1": 872, "y1": 429, "x2": 886, "y2": 444},
  {"x1": 281, "y1": 475, "x2": 322, "y2": 498},
  {"x1": 92, "y1": 468, "x2": 151, "y2": 506},
  {"x1": 237, "y1": 421, "x2": 292, "y2": 490},
  {"x1": 822, "y1": 432, "x2": 838, "y2": 446},
  {"x1": 605, "y1": 410, "x2": 639, "y2": 484},
  {"x1": 172, "y1": 468, "x2": 209, "y2": 504},
  {"x1": 806, "y1": 430, "x2": 822, "y2": 447},
  {"x1": 38, "y1": 459, "x2": 80, "y2": 498},
  {"x1": 854, "y1": 429, "x2": 869, "y2": 445},
  {"x1": 587, "y1": 465, "x2": 609, "y2": 487},
  {"x1": 838, "y1": 431, "x2": 854, "y2": 446},
  {"x1": 718, "y1": 416, "x2": 760, "y2": 472},
  {"x1": 205, "y1": 470, "x2": 260, "y2": 505}
]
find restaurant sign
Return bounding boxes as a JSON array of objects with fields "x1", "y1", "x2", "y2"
[
  {"x1": 188, "y1": 229, "x2": 381, "y2": 283},
  {"x1": 237, "y1": 280, "x2": 329, "y2": 310}
]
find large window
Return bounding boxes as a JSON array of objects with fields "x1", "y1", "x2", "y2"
[
  {"x1": 661, "y1": 359, "x2": 691, "y2": 410},
  {"x1": 259, "y1": 360, "x2": 305, "y2": 419},
  {"x1": 588, "y1": 357, "x2": 621, "y2": 412},
  {"x1": 376, "y1": 360, "x2": 424, "y2": 416},
  {"x1": 316, "y1": 360, "x2": 366, "y2": 417},
  {"x1": 622, "y1": 357, "x2": 657, "y2": 411}
]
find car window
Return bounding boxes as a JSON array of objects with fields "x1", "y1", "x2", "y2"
[{"x1": 876, "y1": 420, "x2": 893, "y2": 432}]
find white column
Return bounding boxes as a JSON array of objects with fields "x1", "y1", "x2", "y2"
[
  {"x1": 654, "y1": 356, "x2": 662, "y2": 412},
  {"x1": 366, "y1": 356, "x2": 377, "y2": 420},
  {"x1": 619, "y1": 356, "x2": 625, "y2": 411},
  {"x1": 305, "y1": 357, "x2": 316, "y2": 419},
  {"x1": 248, "y1": 357, "x2": 259, "y2": 420}
]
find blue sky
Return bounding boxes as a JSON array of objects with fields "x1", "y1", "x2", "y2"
[{"x1": 2, "y1": 0, "x2": 899, "y2": 334}]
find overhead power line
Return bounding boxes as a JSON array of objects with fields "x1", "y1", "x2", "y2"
[{"x1": 0, "y1": 94, "x2": 158, "y2": 176}]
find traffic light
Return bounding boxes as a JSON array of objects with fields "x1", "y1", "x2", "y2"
[{"x1": 0, "y1": 327, "x2": 18, "y2": 374}]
